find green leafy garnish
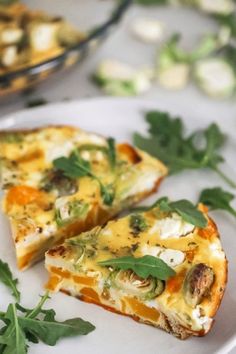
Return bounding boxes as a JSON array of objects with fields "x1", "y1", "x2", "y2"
[
  {"x1": 134, "y1": 196, "x2": 207, "y2": 228},
  {"x1": 215, "y1": 13, "x2": 236, "y2": 37},
  {"x1": 0, "y1": 259, "x2": 20, "y2": 302},
  {"x1": 133, "y1": 111, "x2": 236, "y2": 188},
  {"x1": 129, "y1": 214, "x2": 148, "y2": 236},
  {"x1": 199, "y1": 187, "x2": 236, "y2": 218},
  {"x1": 98, "y1": 255, "x2": 175, "y2": 280},
  {"x1": 0, "y1": 292, "x2": 95, "y2": 353},
  {"x1": 53, "y1": 149, "x2": 114, "y2": 205},
  {"x1": 107, "y1": 137, "x2": 116, "y2": 170},
  {"x1": 0, "y1": 303, "x2": 27, "y2": 354}
]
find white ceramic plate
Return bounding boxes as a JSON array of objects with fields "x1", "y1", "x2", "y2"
[{"x1": 0, "y1": 98, "x2": 235, "y2": 354}]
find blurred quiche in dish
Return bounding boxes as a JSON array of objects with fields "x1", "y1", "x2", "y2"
[
  {"x1": 45, "y1": 203, "x2": 227, "y2": 339},
  {"x1": 0, "y1": 1, "x2": 85, "y2": 74},
  {"x1": 0, "y1": 125, "x2": 167, "y2": 270}
]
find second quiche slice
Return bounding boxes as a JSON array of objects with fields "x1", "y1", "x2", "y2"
[
  {"x1": 45, "y1": 203, "x2": 227, "y2": 339},
  {"x1": 0, "y1": 125, "x2": 167, "y2": 270}
]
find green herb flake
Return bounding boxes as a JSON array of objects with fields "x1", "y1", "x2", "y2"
[
  {"x1": 0, "y1": 259, "x2": 20, "y2": 301},
  {"x1": 129, "y1": 213, "x2": 148, "y2": 236},
  {"x1": 133, "y1": 110, "x2": 236, "y2": 188},
  {"x1": 98, "y1": 255, "x2": 175, "y2": 280}
]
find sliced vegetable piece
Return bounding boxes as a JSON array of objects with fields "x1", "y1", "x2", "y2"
[
  {"x1": 183, "y1": 263, "x2": 214, "y2": 308},
  {"x1": 157, "y1": 34, "x2": 190, "y2": 90},
  {"x1": 93, "y1": 59, "x2": 153, "y2": 96},
  {"x1": 194, "y1": 58, "x2": 235, "y2": 98},
  {"x1": 130, "y1": 17, "x2": 164, "y2": 43},
  {"x1": 196, "y1": 0, "x2": 235, "y2": 15},
  {"x1": 109, "y1": 269, "x2": 164, "y2": 300},
  {"x1": 55, "y1": 198, "x2": 89, "y2": 227},
  {"x1": 41, "y1": 170, "x2": 78, "y2": 197}
]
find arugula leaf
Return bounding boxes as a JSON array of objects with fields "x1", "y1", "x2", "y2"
[
  {"x1": 53, "y1": 150, "x2": 91, "y2": 179},
  {"x1": 162, "y1": 199, "x2": 207, "y2": 228},
  {"x1": 98, "y1": 181, "x2": 114, "y2": 206},
  {"x1": 199, "y1": 187, "x2": 236, "y2": 217},
  {"x1": 0, "y1": 259, "x2": 20, "y2": 302},
  {"x1": 159, "y1": 33, "x2": 190, "y2": 67},
  {"x1": 0, "y1": 292, "x2": 95, "y2": 353},
  {"x1": 19, "y1": 317, "x2": 95, "y2": 346},
  {"x1": 53, "y1": 150, "x2": 114, "y2": 205},
  {"x1": 134, "y1": 196, "x2": 207, "y2": 228},
  {"x1": 0, "y1": 304, "x2": 27, "y2": 354},
  {"x1": 98, "y1": 255, "x2": 175, "y2": 280},
  {"x1": 133, "y1": 110, "x2": 236, "y2": 188}
]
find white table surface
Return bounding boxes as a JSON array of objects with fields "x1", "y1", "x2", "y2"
[{"x1": 0, "y1": 3, "x2": 235, "y2": 353}]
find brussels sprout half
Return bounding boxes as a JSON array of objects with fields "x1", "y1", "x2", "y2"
[
  {"x1": 183, "y1": 263, "x2": 215, "y2": 308},
  {"x1": 108, "y1": 269, "x2": 164, "y2": 300}
]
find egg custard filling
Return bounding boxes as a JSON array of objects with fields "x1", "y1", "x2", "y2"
[
  {"x1": 0, "y1": 125, "x2": 167, "y2": 270},
  {"x1": 45, "y1": 204, "x2": 227, "y2": 339}
]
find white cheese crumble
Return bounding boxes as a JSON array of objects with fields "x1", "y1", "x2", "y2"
[
  {"x1": 45, "y1": 141, "x2": 74, "y2": 162},
  {"x1": 149, "y1": 212, "x2": 194, "y2": 239},
  {"x1": 159, "y1": 249, "x2": 185, "y2": 267},
  {"x1": 1, "y1": 28, "x2": 23, "y2": 45},
  {"x1": 209, "y1": 242, "x2": 225, "y2": 259},
  {"x1": 30, "y1": 23, "x2": 59, "y2": 52},
  {"x1": 75, "y1": 132, "x2": 106, "y2": 146},
  {"x1": 140, "y1": 245, "x2": 185, "y2": 267},
  {"x1": 2, "y1": 46, "x2": 17, "y2": 67},
  {"x1": 123, "y1": 171, "x2": 160, "y2": 198},
  {"x1": 140, "y1": 244, "x2": 162, "y2": 257},
  {"x1": 101, "y1": 229, "x2": 113, "y2": 237},
  {"x1": 192, "y1": 307, "x2": 212, "y2": 331}
]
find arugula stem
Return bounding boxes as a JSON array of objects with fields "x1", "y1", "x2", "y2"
[
  {"x1": 213, "y1": 166, "x2": 236, "y2": 188},
  {"x1": 26, "y1": 291, "x2": 49, "y2": 319},
  {"x1": 12, "y1": 304, "x2": 20, "y2": 349}
]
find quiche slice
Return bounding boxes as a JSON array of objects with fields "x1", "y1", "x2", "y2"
[
  {"x1": 0, "y1": 126, "x2": 167, "y2": 270},
  {"x1": 45, "y1": 204, "x2": 227, "y2": 339}
]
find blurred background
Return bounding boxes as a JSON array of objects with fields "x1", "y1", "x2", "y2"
[{"x1": 0, "y1": 0, "x2": 235, "y2": 118}]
